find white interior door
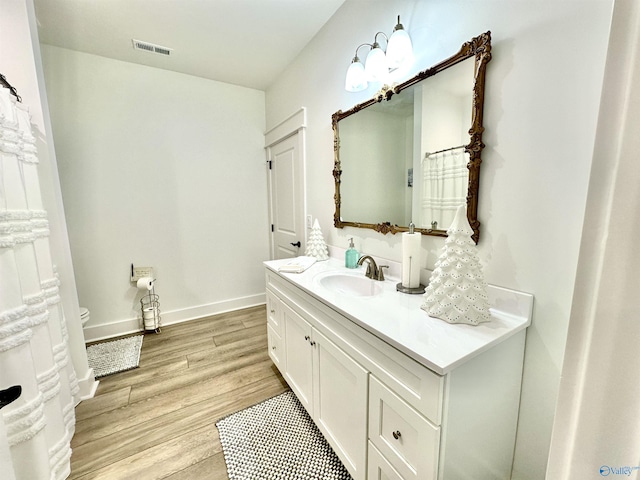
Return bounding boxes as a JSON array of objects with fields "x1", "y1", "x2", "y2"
[{"x1": 268, "y1": 132, "x2": 305, "y2": 259}]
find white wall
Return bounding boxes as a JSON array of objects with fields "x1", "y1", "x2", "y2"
[
  {"x1": 1, "y1": 0, "x2": 95, "y2": 397},
  {"x1": 41, "y1": 46, "x2": 269, "y2": 341},
  {"x1": 266, "y1": 1, "x2": 613, "y2": 478}
]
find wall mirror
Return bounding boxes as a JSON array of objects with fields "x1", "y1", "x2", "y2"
[{"x1": 332, "y1": 31, "x2": 491, "y2": 243}]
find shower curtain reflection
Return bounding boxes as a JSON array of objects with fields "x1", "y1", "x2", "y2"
[{"x1": 420, "y1": 147, "x2": 468, "y2": 230}]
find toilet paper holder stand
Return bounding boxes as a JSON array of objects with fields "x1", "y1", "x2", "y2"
[{"x1": 140, "y1": 282, "x2": 161, "y2": 334}]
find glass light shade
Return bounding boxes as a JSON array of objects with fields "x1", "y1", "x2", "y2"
[
  {"x1": 345, "y1": 60, "x2": 367, "y2": 92},
  {"x1": 364, "y1": 46, "x2": 388, "y2": 82},
  {"x1": 386, "y1": 28, "x2": 413, "y2": 68}
]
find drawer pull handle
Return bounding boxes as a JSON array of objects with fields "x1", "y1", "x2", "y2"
[
  {"x1": 270, "y1": 309, "x2": 275, "y2": 314},
  {"x1": 392, "y1": 430, "x2": 402, "y2": 440}
]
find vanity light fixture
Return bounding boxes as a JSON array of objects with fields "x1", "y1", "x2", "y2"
[
  {"x1": 345, "y1": 15, "x2": 413, "y2": 92},
  {"x1": 364, "y1": 35, "x2": 388, "y2": 82}
]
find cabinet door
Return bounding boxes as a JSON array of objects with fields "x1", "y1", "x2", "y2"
[
  {"x1": 282, "y1": 303, "x2": 313, "y2": 414},
  {"x1": 267, "y1": 323, "x2": 284, "y2": 371},
  {"x1": 313, "y1": 329, "x2": 368, "y2": 480},
  {"x1": 266, "y1": 289, "x2": 284, "y2": 336}
]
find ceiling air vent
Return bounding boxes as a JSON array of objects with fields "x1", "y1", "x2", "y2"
[{"x1": 132, "y1": 39, "x2": 173, "y2": 56}]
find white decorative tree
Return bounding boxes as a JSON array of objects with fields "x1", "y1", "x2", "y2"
[
  {"x1": 421, "y1": 205, "x2": 491, "y2": 325},
  {"x1": 305, "y1": 219, "x2": 329, "y2": 261}
]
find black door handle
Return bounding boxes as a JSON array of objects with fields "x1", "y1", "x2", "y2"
[{"x1": 290, "y1": 241, "x2": 301, "y2": 248}]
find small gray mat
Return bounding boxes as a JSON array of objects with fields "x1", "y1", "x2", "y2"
[
  {"x1": 86, "y1": 335, "x2": 143, "y2": 378},
  {"x1": 216, "y1": 390, "x2": 352, "y2": 480}
]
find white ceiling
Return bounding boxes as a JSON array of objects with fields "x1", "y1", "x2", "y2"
[{"x1": 33, "y1": 0, "x2": 346, "y2": 91}]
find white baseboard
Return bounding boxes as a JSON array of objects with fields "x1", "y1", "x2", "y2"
[
  {"x1": 76, "y1": 367, "x2": 99, "y2": 402},
  {"x1": 82, "y1": 293, "x2": 266, "y2": 343}
]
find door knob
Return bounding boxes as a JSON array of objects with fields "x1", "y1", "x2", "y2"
[{"x1": 290, "y1": 241, "x2": 301, "y2": 248}]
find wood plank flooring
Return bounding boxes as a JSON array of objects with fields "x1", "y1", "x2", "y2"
[{"x1": 71, "y1": 305, "x2": 289, "y2": 479}]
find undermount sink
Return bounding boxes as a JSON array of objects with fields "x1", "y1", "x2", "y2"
[{"x1": 317, "y1": 272, "x2": 383, "y2": 297}]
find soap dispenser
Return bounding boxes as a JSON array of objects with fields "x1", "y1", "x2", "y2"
[{"x1": 345, "y1": 238, "x2": 358, "y2": 269}]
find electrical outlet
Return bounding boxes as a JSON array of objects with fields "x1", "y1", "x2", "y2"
[{"x1": 131, "y1": 266, "x2": 153, "y2": 282}]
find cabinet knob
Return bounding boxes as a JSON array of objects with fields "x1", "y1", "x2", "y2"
[
  {"x1": 272, "y1": 346, "x2": 276, "y2": 350},
  {"x1": 304, "y1": 335, "x2": 310, "y2": 341},
  {"x1": 310, "y1": 340, "x2": 316, "y2": 347},
  {"x1": 392, "y1": 430, "x2": 402, "y2": 440},
  {"x1": 270, "y1": 309, "x2": 275, "y2": 314}
]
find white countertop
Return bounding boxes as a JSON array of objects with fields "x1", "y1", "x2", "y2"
[{"x1": 265, "y1": 257, "x2": 532, "y2": 375}]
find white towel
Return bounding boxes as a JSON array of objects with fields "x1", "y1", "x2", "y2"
[{"x1": 278, "y1": 256, "x2": 317, "y2": 273}]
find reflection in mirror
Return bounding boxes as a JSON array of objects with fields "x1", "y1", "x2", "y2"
[
  {"x1": 339, "y1": 95, "x2": 414, "y2": 226},
  {"x1": 417, "y1": 59, "x2": 474, "y2": 230},
  {"x1": 333, "y1": 32, "x2": 491, "y2": 242}
]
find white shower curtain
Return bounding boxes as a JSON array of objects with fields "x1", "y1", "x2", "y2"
[
  {"x1": 420, "y1": 147, "x2": 469, "y2": 230},
  {"x1": 0, "y1": 88, "x2": 78, "y2": 478}
]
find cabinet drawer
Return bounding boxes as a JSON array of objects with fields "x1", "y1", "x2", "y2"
[
  {"x1": 367, "y1": 349, "x2": 444, "y2": 425},
  {"x1": 267, "y1": 323, "x2": 284, "y2": 370},
  {"x1": 369, "y1": 376, "x2": 439, "y2": 480},
  {"x1": 266, "y1": 288, "x2": 284, "y2": 336},
  {"x1": 368, "y1": 441, "x2": 405, "y2": 480}
]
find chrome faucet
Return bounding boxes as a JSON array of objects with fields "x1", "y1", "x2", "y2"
[{"x1": 357, "y1": 255, "x2": 388, "y2": 281}]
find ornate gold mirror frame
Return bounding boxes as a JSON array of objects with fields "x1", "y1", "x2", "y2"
[{"x1": 332, "y1": 31, "x2": 492, "y2": 243}]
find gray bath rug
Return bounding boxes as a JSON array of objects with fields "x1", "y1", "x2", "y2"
[
  {"x1": 86, "y1": 335, "x2": 143, "y2": 378},
  {"x1": 216, "y1": 390, "x2": 353, "y2": 480}
]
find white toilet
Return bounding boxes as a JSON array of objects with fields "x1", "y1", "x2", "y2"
[{"x1": 80, "y1": 307, "x2": 90, "y2": 327}]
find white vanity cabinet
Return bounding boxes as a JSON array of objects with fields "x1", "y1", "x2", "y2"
[
  {"x1": 266, "y1": 290, "x2": 285, "y2": 370},
  {"x1": 279, "y1": 293, "x2": 369, "y2": 479},
  {"x1": 264, "y1": 260, "x2": 532, "y2": 480}
]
